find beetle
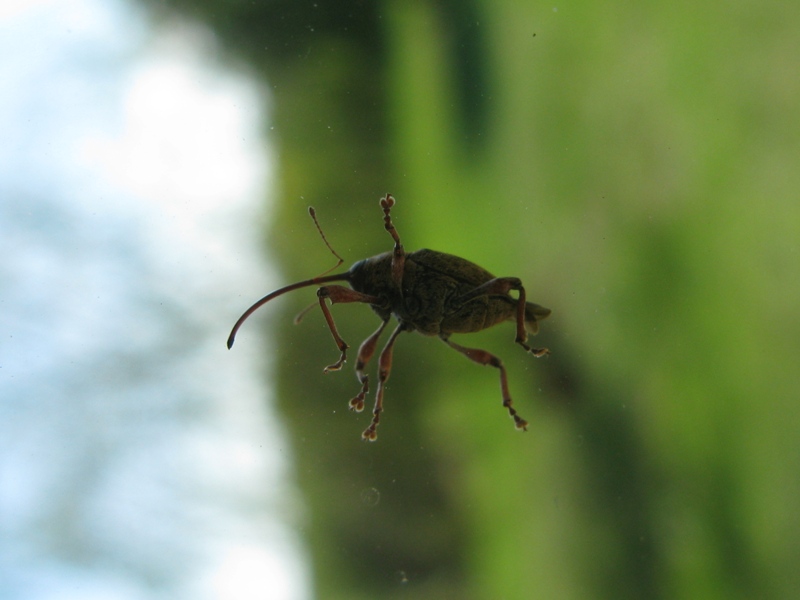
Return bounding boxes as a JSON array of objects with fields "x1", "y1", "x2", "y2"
[{"x1": 227, "y1": 194, "x2": 551, "y2": 441}]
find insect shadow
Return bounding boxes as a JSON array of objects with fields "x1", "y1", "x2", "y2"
[{"x1": 228, "y1": 194, "x2": 551, "y2": 441}]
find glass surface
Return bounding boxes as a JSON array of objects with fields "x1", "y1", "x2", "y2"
[{"x1": 4, "y1": 1, "x2": 799, "y2": 599}]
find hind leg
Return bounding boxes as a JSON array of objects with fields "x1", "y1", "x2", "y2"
[
  {"x1": 441, "y1": 335, "x2": 528, "y2": 431},
  {"x1": 454, "y1": 277, "x2": 549, "y2": 357}
]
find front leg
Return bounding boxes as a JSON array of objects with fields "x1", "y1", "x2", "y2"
[
  {"x1": 316, "y1": 285, "x2": 384, "y2": 372},
  {"x1": 380, "y1": 194, "x2": 405, "y2": 287}
]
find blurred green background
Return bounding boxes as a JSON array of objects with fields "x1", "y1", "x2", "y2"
[{"x1": 142, "y1": 0, "x2": 799, "y2": 598}]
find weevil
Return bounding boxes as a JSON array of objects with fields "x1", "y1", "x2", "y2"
[{"x1": 227, "y1": 194, "x2": 551, "y2": 441}]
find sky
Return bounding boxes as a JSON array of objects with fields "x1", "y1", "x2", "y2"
[{"x1": 0, "y1": 0, "x2": 309, "y2": 598}]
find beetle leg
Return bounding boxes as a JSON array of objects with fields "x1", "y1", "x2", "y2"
[
  {"x1": 362, "y1": 323, "x2": 406, "y2": 442},
  {"x1": 349, "y1": 318, "x2": 390, "y2": 412},
  {"x1": 316, "y1": 286, "x2": 384, "y2": 372},
  {"x1": 380, "y1": 194, "x2": 405, "y2": 287},
  {"x1": 454, "y1": 277, "x2": 550, "y2": 357},
  {"x1": 440, "y1": 335, "x2": 529, "y2": 431}
]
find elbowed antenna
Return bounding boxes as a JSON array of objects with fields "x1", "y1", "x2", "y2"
[{"x1": 227, "y1": 271, "x2": 352, "y2": 349}]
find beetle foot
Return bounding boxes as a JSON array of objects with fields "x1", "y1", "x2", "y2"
[
  {"x1": 361, "y1": 404, "x2": 383, "y2": 441},
  {"x1": 518, "y1": 339, "x2": 550, "y2": 357},
  {"x1": 504, "y1": 402, "x2": 529, "y2": 431},
  {"x1": 362, "y1": 426, "x2": 378, "y2": 442},
  {"x1": 379, "y1": 193, "x2": 395, "y2": 210},
  {"x1": 349, "y1": 378, "x2": 369, "y2": 412},
  {"x1": 323, "y1": 352, "x2": 347, "y2": 372},
  {"x1": 349, "y1": 396, "x2": 366, "y2": 412}
]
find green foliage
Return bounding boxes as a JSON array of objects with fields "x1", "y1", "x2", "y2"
[{"x1": 140, "y1": 0, "x2": 800, "y2": 597}]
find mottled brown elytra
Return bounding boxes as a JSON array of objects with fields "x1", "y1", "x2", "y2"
[{"x1": 228, "y1": 194, "x2": 551, "y2": 441}]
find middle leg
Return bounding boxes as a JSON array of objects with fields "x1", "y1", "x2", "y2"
[
  {"x1": 348, "y1": 318, "x2": 390, "y2": 413},
  {"x1": 362, "y1": 323, "x2": 406, "y2": 441}
]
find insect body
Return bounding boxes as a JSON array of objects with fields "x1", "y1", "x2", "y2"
[{"x1": 228, "y1": 194, "x2": 551, "y2": 441}]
